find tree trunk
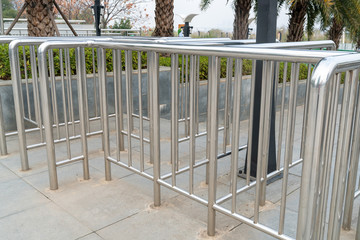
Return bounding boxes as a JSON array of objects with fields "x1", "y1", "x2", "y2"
[
  {"x1": 287, "y1": 0, "x2": 308, "y2": 42},
  {"x1": 152, "y1": 0, "x2": 174, "y2": 37},
  {"x1": 328, "y1": 18, "x2": 344, "y2": 50},
  {"x1": 101, "y1": 14, "x2": 106, "y2": 29},
  {"x1": 233, "y1": 0, "x2": 251, "y2": 40},
  {"x1": 26, "y1": 0, "x2": 55, "y2": 36}
]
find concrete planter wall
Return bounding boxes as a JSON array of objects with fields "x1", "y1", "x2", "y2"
[{"x1": 0, "y1": 67, "x2": 342, "y2": 132}]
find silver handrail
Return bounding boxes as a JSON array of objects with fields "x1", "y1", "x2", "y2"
[{"x1": 35, "y1": 39, "x2": 359, "y2": 240}]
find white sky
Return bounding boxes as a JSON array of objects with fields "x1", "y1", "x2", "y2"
[{"x1": 141, "y1": 0, "x2": 291, "y2": 32}]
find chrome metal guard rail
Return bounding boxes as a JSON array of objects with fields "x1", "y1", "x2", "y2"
[
  {"x1": 5, "y1": 36, "x2": 211, "y2": 170},
  {"x1": 35, "y1": 39, "x2": 359, "y2": 240},
  {"x1": 8, "y1": 37, "x2": 117, "y2": 171},
  {"x1": 298, "y1": 54, "x2": 360, "y2": 239},
  {"x1": 3, "y1": 37, "x2": 336, "y2": 171},
  {"x1": 1, "y1": 36, "x2": 273, "y2": 165}
]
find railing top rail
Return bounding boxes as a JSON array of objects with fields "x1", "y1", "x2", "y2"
[
  {"x1": 35, "y1": 39, "x2": 351, "y2": 64},
  {"x1": 7, "y1": 37, "x2": 115, "y2": 47},
  {"x1": 2, "y1": 36, "x2": 335, "y2": 50},
  {"x1": 5, "y1": 36, "x2": 235, "y2": 47},
  {"x1": 311, "y1": 53, "x2": 360, "y2": 87},
  {"x1": 234, "y1": 40, "x2": 336, "y2": 50}
]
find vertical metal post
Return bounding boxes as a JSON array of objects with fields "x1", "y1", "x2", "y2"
[
  {"x1": 207, "y1": 56, "x2": 220, "y2": 236},
  {"x1": 260, "y1": 61, "x2": 275, "y2": 205},
  {"x1": 0, "y1": 95, "x2": 7, "y2": 155},
  {"x1": 137, "y1": 51, "x2": 144, "y2": 171},
  {"x1": 231, "y1": 59, "x2": 243, "y2": 213},
  {"x1": 9, "y1": 43, "x2": 29, "y2": 171},
  {"x1": 189, "y1": 55, "x2": 196, "y2": 194},
  {"x1": 29, "y1": 46, "x2": 42, "y2": 139},
  {"x1": 38, "y1": 45, "x2": 58, "y2": 190},
  {"x1": 99, "y1": 48, "x2": 111, "y2": 181},
  {"x1": 149, "y1": 51, "x2": 161, "y2": 207},
  {"x1": 0, "y1": 0, "x2": 3, "y2": 35},
  {"x1": 113, "y1": 49, "x2": 124, "y2": 158},
  {"x1": 343, "y1": 72, "x2": 360, "y2": 230},
  {"x1": 171, "y1": 53, "x2": 179, "y2": 186},
  {"x1": 76, "y1": 47, "x2": 90, "y2": 180},
  {"x1": 254, "y1": 62, "x2": 269, "y2": 221},
  {"x1": 23, "y1": 46, "x2": 31, "y2": 121},
  {"x1": 48, "y1": 50, "x2": 60, "y2": 139},
  {"x1": 125, "y1": 50, "x2": 133, "y2": 166},
  {"x1": 59, "y1": 50, "x2": 71, "y2": 160},
  {"x1": 223, "y1": 58, "x2": 232, "y2": 153},
  {"x1": 276, "y1": 63, "x2": 288, "y2": 170},
  {"x1": 279, "y1": 63, "x2": 300, "y2": 234}
]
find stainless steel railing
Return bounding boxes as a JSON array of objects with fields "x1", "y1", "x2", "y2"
[
  {"x1": 35, "y1": 38, "x2": 359, "y2": 240},
  {"x1": 4, "y1": 35, "x2": 360, "y2": 239},
  {"x1": 3, "y1": 37, "x2": 335, "y2": 172},
  {"x1": 5, "y1": 36, "x2": 211, "y2": 170},
  {"x1": 8, "y1": 37, "x2": 114, "y2": 171}
]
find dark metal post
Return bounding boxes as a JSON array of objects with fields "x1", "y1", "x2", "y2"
[
  {"x1": 184, "y1": 22, "x2": 190, "y2": 37},
  {"x1": 93, "y1": 0, "x2": 101, "y2": 36},
  {"x1": 244, "y1": 0, "x2": 278, "y2": 177}
]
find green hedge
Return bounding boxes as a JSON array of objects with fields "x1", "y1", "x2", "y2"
[{"x1": 0, "y1": 44, "x2": 311, "y2": 82}]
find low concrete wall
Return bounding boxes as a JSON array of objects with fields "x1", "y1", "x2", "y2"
[
  {"x1": 0, "y1": 67, "x2": 343, "y2": 132},
  {"x1": 0, "y1": 67, "x2": 171, "y2": 131}
]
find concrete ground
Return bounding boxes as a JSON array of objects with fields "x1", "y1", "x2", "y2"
[{"x1": 0, "y1": 105, "x2": 359, "y2": 240}]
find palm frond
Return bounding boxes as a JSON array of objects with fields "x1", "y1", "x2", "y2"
[{"x1": 200, "y1": 0, "x2": 214, "y2": 11}]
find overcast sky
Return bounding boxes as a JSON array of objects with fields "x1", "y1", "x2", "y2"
[{"x1": 141, "y1": 0, "x2": 291, "y2": 32}]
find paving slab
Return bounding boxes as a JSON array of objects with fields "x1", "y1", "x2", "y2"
[
  {"x1": 0, "y1": 162, "x2": 18, "y2": 183},
  {"x1": 0, "y1": 178, "x2": 49, "y2": 219},
  {"x1": 0, "y1": 145, "x2": 50, "y2": 177},
  {"x1": 97, "y1": 202, "x2": 207, "y2": 240},
  {"x1": 46, "y1": 176, "x2": 152, "y2": 231},
  {"x1": 77, "y1": 233, "x2": 104, "y2": 240},
  {"x1": 0, "y1": 202, "x2": 91, "y2": 240}
]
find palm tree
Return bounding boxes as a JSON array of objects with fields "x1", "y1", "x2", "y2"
[
  {"x1": 201, "y1": 1, "x2": 287, "y2": 40},
  {"x1": 321, "y1": 0, "x2": 360, "y2": 49},
  {"x1": 286, "y1": 0, "x2": 359, "y2": 43},
  {"x1": 26, "y1": 0, "x2": 56, "y2": 36},
  {"x1": 232, "y1": 0, "x2": 252, "y2": 39},
  {"x1": 5, "y1": 0, "x2": 78, "y2": 37},
  {"x1": 201, "y1": 0, "x2": 252, "y2": 40},
  {"x1": 152, "y1": 0, "x2": 174, "y2": 37},
  {"x1": 286, "y1": 0, "x2": 310, "y2": 41}
]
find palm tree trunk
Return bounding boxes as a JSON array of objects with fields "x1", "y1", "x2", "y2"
[
  {"x1": 233, "y1": 0, "x2": 251, "y2": 40},
  {"x1": 328, "y1": 18, "x2": 344, "y2": 50},
  {"x1": 287, "y1": 0, "x2": 308, "y2": 42},
  {"x1": 26, "y1": 0, "x2": 55, "y2": 36},
  {"x1": 152, "y1": 0, "x2": 174, "y2": 37}
]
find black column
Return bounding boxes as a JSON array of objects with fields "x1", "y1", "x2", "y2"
[
  {"x1": 244, "y1": 0, "x2": 278, "y2": 177},
  {"x1": 184, "y1": 22, "x2": 190, "y2": 37},
  {"x1": 94, "y1": 0, "x2": 101, "y2": 36}
]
